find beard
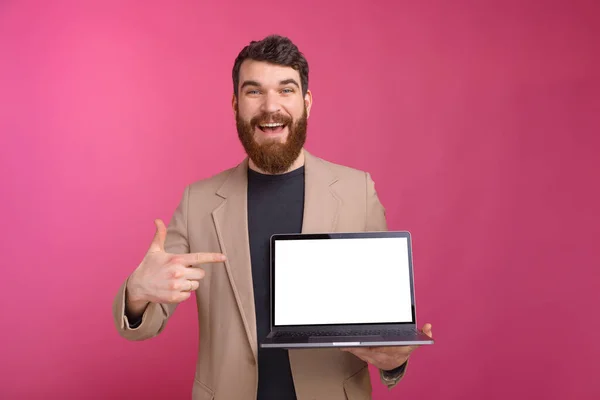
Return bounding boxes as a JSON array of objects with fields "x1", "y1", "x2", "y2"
[{"x1": 235, "y1": 106, "x2": 307, "y2": 174}]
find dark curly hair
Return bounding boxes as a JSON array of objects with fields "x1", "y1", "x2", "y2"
[{"x1": 232, "y1": 35, "x2": 309, "y2": 98}]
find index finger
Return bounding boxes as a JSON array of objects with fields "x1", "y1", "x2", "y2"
[{"x1": 178, "y1": 252, "x2": 227, "y2": 266}]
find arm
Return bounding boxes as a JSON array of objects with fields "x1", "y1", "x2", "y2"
[
  {"x1": 112, "y1": 186, "x2": 191, "y2": 341},
  {"x1": 364, "y1": 172, "x2": 408, "y2": 389}
]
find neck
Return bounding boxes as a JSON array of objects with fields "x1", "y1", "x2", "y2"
[{"x1": 248, "y1": 149, "x2": 305, "y2": 175}]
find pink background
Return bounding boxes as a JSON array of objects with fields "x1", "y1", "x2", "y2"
[{"x1": 1, "y1": 1, "x2": 599, "y2": 399}]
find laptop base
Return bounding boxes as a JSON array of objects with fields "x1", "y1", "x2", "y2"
[{"x1": 260, "y1": 330, "x2": 434, "y2": 349}]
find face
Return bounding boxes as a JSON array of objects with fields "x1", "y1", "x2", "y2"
[{"x1": 233, "y1": 59, "x2": 312, "y2": 174}]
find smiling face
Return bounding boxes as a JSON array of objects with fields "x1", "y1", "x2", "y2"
[{"x1": 233, "y1": 59, "x2": 312, "y2": 174}]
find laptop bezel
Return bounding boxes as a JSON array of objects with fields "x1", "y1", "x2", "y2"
[{"x1": 268, "y1": 231, "x2": 418, "y2": 335}]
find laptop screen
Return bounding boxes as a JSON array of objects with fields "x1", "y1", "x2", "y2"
[{"x1": 272, "y1": 234, "x2": 414, "y2": 327}]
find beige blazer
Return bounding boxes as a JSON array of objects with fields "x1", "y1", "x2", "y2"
[{"x1": 113, "y1": 150, "x2": 406, "y2": 399}]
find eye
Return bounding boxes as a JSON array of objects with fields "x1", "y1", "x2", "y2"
[
  {"x1": 246, "y1": 89, "x2": 261, "y2": 95},
  {"x1": 281, "y1": 88, "x2": 295, "y2": 94}
]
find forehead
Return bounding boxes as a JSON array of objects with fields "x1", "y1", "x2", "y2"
[{"x1": 238, "y1": 59, "x2": 301, "y2": 87}]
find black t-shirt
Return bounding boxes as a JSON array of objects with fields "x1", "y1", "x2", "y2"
[{"x1": 247, "y1": 166, "x2": 305, "y2": 400}]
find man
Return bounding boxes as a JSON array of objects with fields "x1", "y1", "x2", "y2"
[{"x1": 113, "y1": 34, "x2": 432, "y2": 400}]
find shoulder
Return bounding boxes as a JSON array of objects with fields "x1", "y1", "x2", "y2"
[
  {"x1": 309, "y1": 151, "x2": 365, "y2": 176},
  {"x1": 309, "y1": 153, "x2": 373, "y2": 187},
  {"x1": 172, "y1": 164, "x2": 242, "y2": 214},
  {"x1": 186, "y1": 165, "x2": 238, "y2": 194}
]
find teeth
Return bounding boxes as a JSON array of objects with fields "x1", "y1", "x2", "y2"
[{"x1": 260, "y1": 123, "x2": 284, "y2": 128}]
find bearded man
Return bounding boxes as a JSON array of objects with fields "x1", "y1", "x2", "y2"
[{"x1": 113, "y1": 34, "x2": 432, "y2": 400}]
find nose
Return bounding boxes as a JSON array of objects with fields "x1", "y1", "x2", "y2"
[{"x1": 261, "y1": 91, "x2": 281, "y2": 114}]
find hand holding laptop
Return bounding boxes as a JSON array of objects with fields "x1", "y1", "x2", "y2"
[{"x1": 341, "y1": 323, "x2": 433, "y2": 370}]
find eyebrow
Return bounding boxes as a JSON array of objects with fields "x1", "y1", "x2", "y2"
[
  {"x1": 240, "y1": 79, "x2": 301, "y2": 90},
  {"x1": 240, "y1": 80, "x2": 261, "y2": 89},
  {"x1": 279, "y1": 79, "x2": 300, "y2": 88}
]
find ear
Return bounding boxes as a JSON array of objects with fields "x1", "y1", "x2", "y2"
[
  {"x1": 232, "y1": 94, "x2": 238, "y2": 115},
  {"x1": 304, "y1": 89, "x2": 313, "y2": 119}
]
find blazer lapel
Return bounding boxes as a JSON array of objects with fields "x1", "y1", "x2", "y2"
[
  {"x1": 301, "y1": 150, "x2": 341, "y2": 233},
  {"x1": 209, "y1": 150, "x2": 341, "y2": 366},
  {"x1": 211, "y1": 158, "x2": 258, "y2": 363}
]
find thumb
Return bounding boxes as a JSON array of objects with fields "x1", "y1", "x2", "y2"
[
  {"x1": 422, "y1": 323, "x2": 433, "y2": 338},
  {"x1": 148, "y1": 219, "x2": 167, "y2": 253}
]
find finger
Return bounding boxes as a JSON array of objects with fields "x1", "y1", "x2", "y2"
[
  {"x1": 170, "y1": 266, "x2": 205, "y2": 281},
  {"x1": 187, "y1": 280, "x2": 200, "y2": 291},
  {"x1": 421, "y1": 323, "x2": 433, "y2": 338},
  {"x1": 168, "y1": 278, "x2": 199, "y2": 293},
  {"x1": 148, "y1": 219, "x2": 167, "y2": 253},
  {"x1": 177, "y1": 252, "x2": 227, "y2": 266},
  {"x1": 182, "y1": 266, "x2": 206, "y2": 281}
]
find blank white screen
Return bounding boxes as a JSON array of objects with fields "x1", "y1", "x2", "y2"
[{"x1": 274, "y1": 237, "x2": 413, "y2": 326}]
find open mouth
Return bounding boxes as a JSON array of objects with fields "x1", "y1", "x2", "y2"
[{"x1": 258, "y1": 122, "x2": 287, "y2": 134}]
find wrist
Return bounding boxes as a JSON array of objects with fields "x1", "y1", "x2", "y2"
[
  {"x1": 383, "y1": 358, "x2": 408, "y2": 376},
  {"x1": 384, "y1": 362, "x2": 405, "y2": 374},
  {"x1": 126, "y1": 273, "x2": 146, "y2": 303}
]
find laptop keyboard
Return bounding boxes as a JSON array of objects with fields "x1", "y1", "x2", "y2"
[{"x1": 273, "y1": 328, "x2": 419, "y2": 338}]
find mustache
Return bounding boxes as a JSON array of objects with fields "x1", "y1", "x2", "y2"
[{"x1": 250, "y1": 112, "x2": 293, "y2": 128}]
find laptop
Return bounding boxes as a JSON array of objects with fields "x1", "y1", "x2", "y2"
[{"x1": 260, "y1": 231, "x2": 434, "y2": 349}]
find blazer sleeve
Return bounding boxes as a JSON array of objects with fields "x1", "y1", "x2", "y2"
[
  {"x1": 112, "y1": 186, "x2": 191, "y2": 341},
  {"x1": 364, "y1": 172, "x2": 410, "y2": 389}
]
